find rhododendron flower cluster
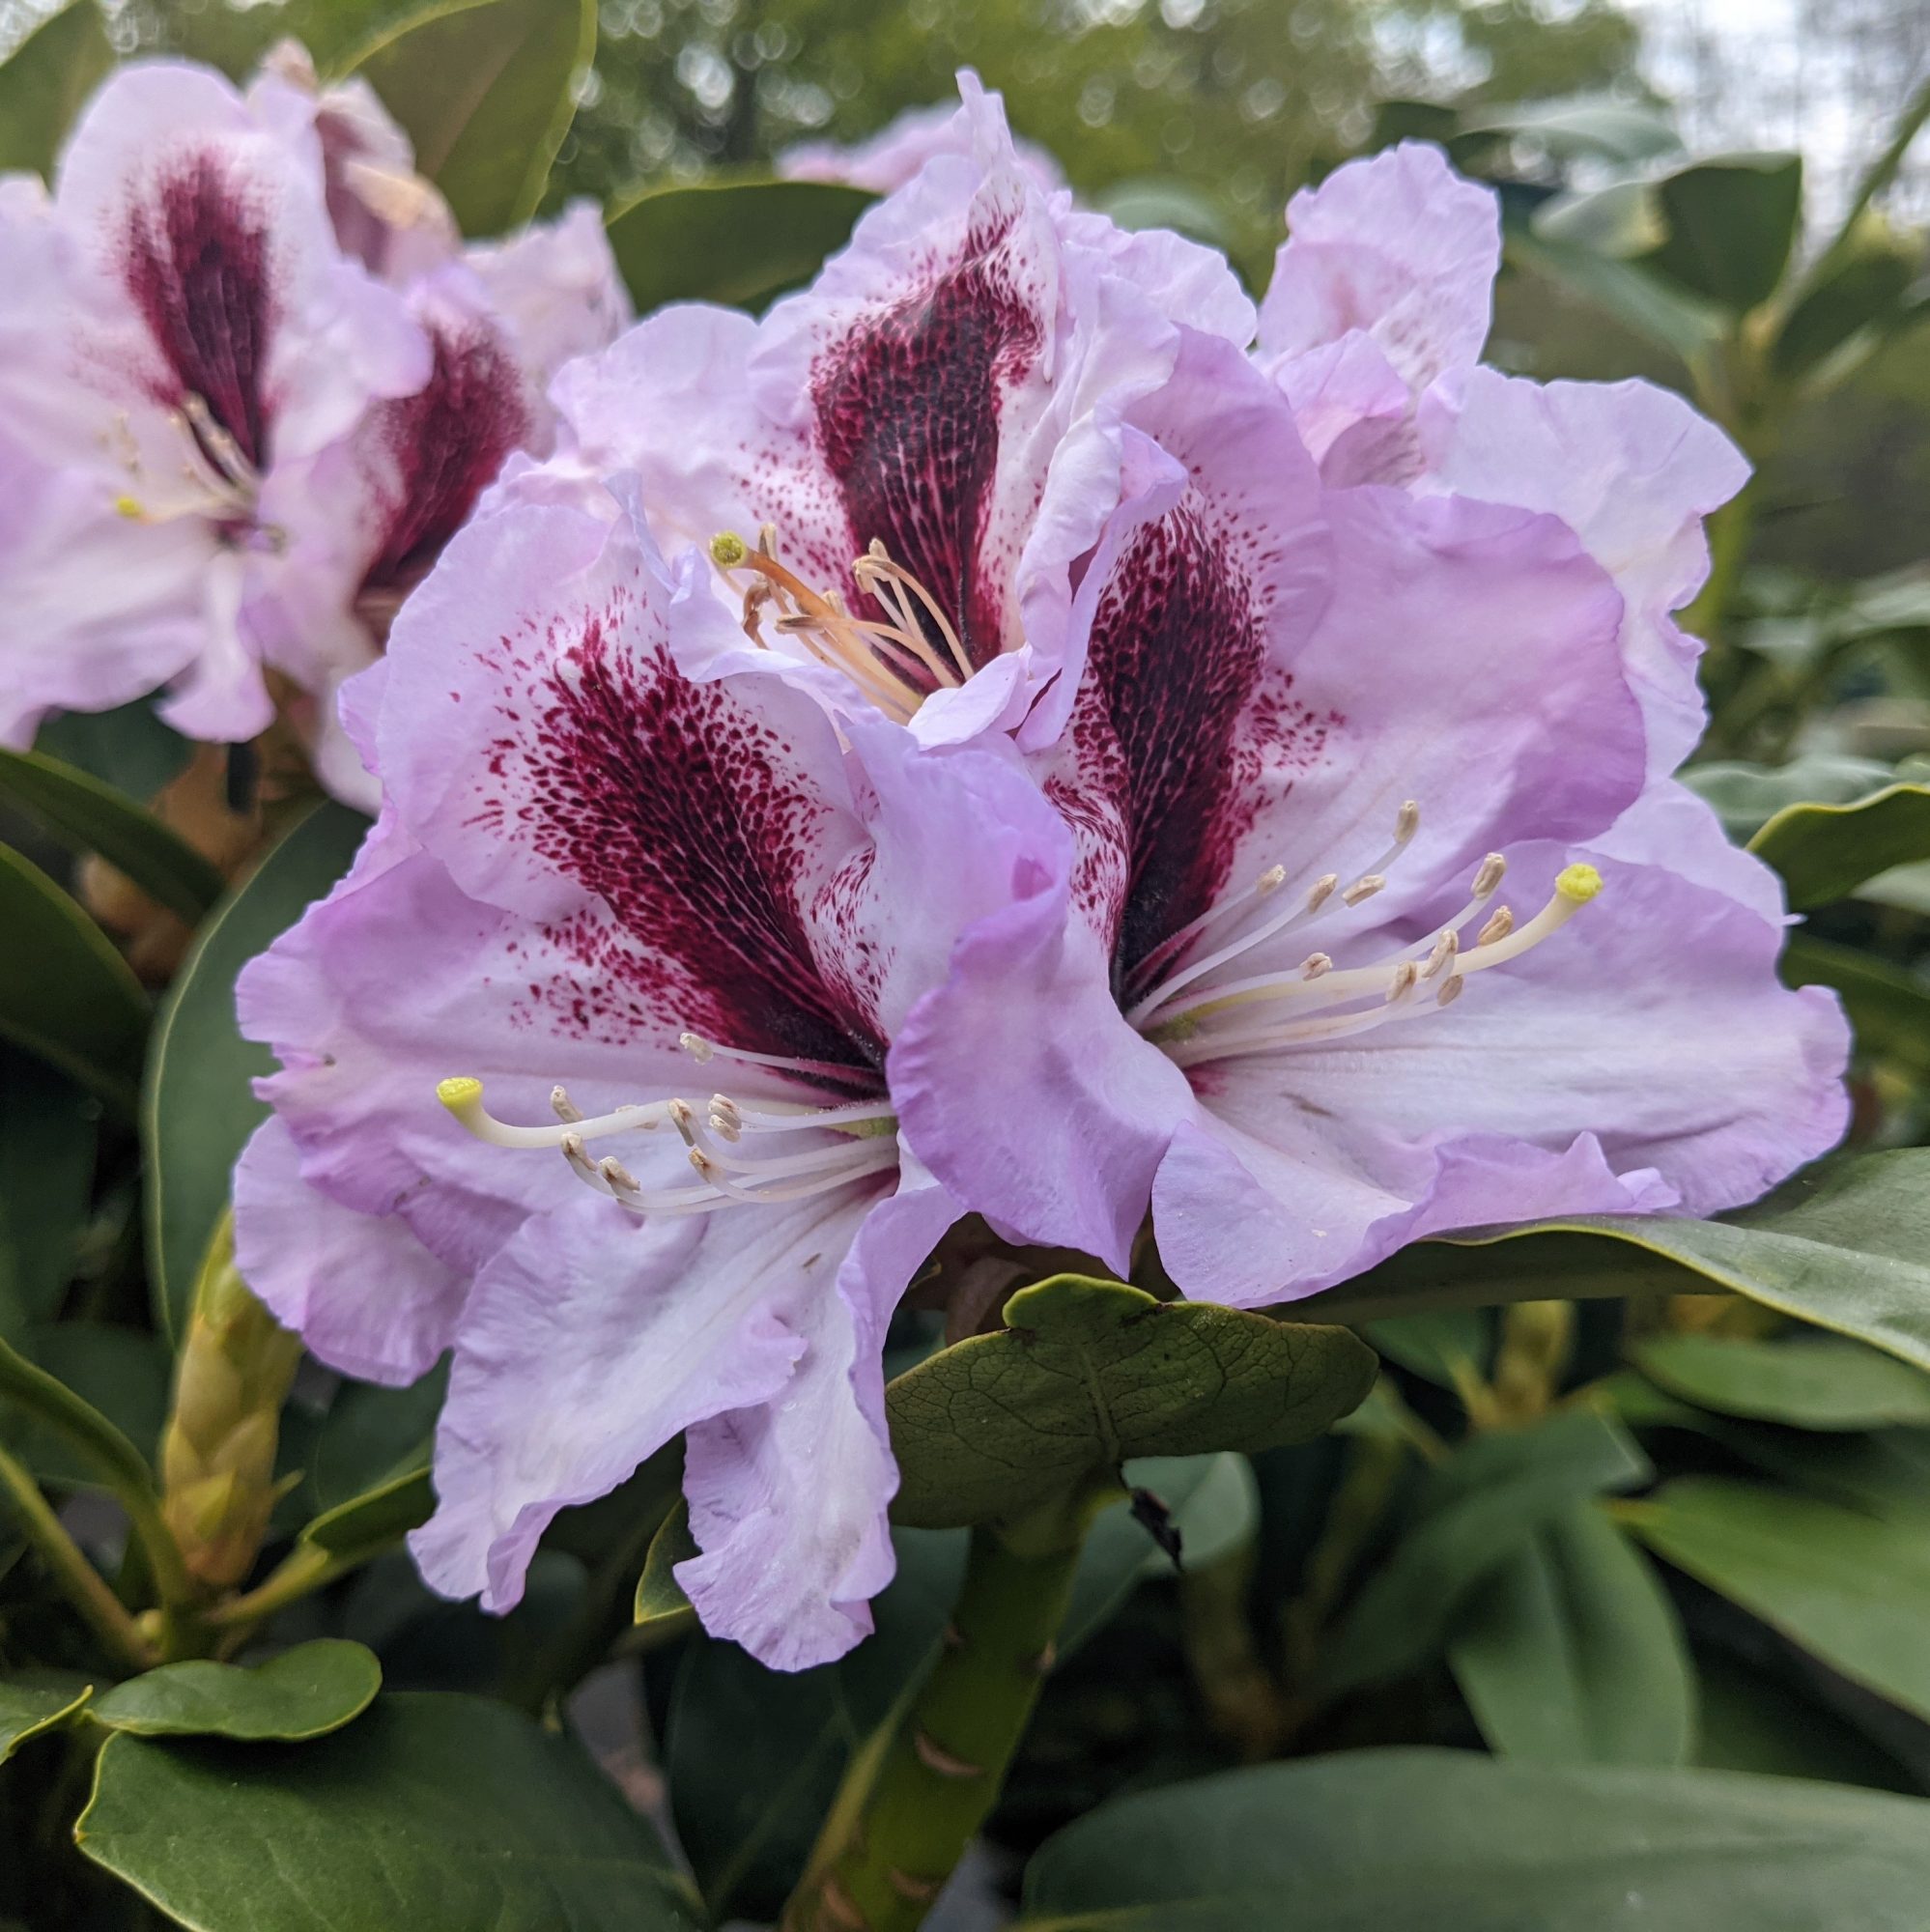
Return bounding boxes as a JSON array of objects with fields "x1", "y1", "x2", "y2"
[
  {"x1": 0, "y1": 45, "x2": 627, "y2": 801},
  {"x1": 222, "y1": 81, "x2": 1848, "y2": 1669}
]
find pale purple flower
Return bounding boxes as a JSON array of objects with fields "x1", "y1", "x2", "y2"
[
  {"x1": 1257, "y1": 142, "x2": 1747, "y2": 772},
  {"x1": 232, "y1": 496, "x2": 1071, "y2": 1666},
  {"x1": 0, "y1": 50, "x2": 629, "y2": 799},
  {"x1": 0, "y1": 60, "x2": 429, "y2": 742},
  {"x1": 778, "y1": 95, "x2": 1066, "y2": 197},
  {"x1": 888, "y1": 327, "x2": 1850, "y2": 1299},
  {"x1": 528, "y1": 74, "x2": 1249, "y2": 753}
]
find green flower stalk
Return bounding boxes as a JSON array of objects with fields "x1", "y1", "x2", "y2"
[{"x1": 158, "y1": 1213, "x2": 301, "y2": 1594}]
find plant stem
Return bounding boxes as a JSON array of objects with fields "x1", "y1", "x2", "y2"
[
  {"x1": 0, "y1": 1446, "x2": 154, "y2": 1672},
  {"x1": 786, "y1": 1514, "x2": 1088, "y2": 1932}
]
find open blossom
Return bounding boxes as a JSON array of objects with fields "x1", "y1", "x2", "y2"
[
  {"x1": 231, "y1": 496, "x2": 1070, "y2": 1666},
  {"x1": 1257, "y1": 141, "x2": 1748, "y2": 774},
  {"x1": 0, "y1": 50, "x2": 628, "y2": 798},
  {"x1": 880, "y1": 327, "x2": 1849, "y2": 1298},
  {"x1": 528, "y1": 74, "x2": 1250, "y2": 753}
]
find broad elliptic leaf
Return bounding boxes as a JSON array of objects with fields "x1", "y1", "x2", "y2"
[
  {"x1": 0, "y1": 749, "x2": 223, "y2": 924},
  {"x1": 1647, "y1": 152, "x2": 1804, "y2": 313},
  {"x1": 308, "y1": 1364, "x2": 446, "y2": 1515},
  {"x1": 1684, "y1": 754, "x2": 1901, "y2": 841},
  {"x1": 1694, "y1": 1651, "x2": 1919, "y2": 1792},
  {"x1": 1628, "y1": 1477, "x2": 1930, "y2": 1724},
  {"x1": 0, "y1": 1679, "x2": 91, "y2": 1764},
  {"x1": 143, "y1": 802, "x2": 369, "y2": 1342},
  {"x1": 1365, "y1": 1309, "x2": 1488, "y2": 1390},
  {"x1": 606, "y1": 178, "x2": 874, "y2": 314},
  {"x1": 0, "y1": 0, "x2": 111, "y2": 178},
  {"x1": 1447, "y1": 1503, "x2": 1693, "y2": 1767},
  {"x1": 1746, "y1": 778, "x2": 1930, "y2": 909},
  {"x1": 0, "y1": 1045, "x2": 95, "y2": 1344},
  {"x1": 1773, "y1": 239, "x2": 1919, "y2": 379},
  {"x1": 1782, "y1": 936, "x2": 1930, "y2": 1082},
  {"x1": 1321, "y1": 1406, "x2": 1649, "y2": 1695},
  {"x1": 76, "y1": 1693, "x2": 700, "y2": 1930},
  {"x1": 300, "y1": 1466, "x2": 434, "y2": 1564},
  {"x1": 35, "y1": 702, "x2": 189, "y2": 805},
  {"x1": 889, "y1": 1277, "x2": 1375, "y2": 1529},
  {"x1": 1015, "y1": 1748, "x2": 1930, "y2": 1931},
  {"x1": 1635, "y1": 1332, "x2": 1930, "y2": 1431},
  {"x1": 1306, "y1": 1151, "x2": 1930, "y2": 1378},
  {"x1": 0, "y1": 843, "x2": 146, "y2": 1115},
  {"x1": 15, "y1": 1322, "x2": 168, "y2": 1488},
  {"x1": 90, "y1": 1641, "x2": 381, "y2": 1742},
  {"x1": 1512, "y1": 226, "x2": 1723, "y2": 366},
  {"x1": 341, "y1": 0, "x2": 595, "y2": 236}
]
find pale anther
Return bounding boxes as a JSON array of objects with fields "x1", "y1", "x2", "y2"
[
  {"x1": 1307, "y1": 873, "x2": 1339, "y2": 912},
  {"x1": 551, "y1": 1085, "x2": 582, "y2": 1122},
  {"x1": 1342, "y1": 873, "x2": 1385, "y2": 907},
  {"x1": 1302, "y1": 953, "x2": 1332, "y2": 980},
  {"x1": 1478, "y1": 905, "x2": 1515, "y2": 946},
  {"x1": 1386, "y1": 960, "x2": 1418, "y2": 1003},
  {"x1": 1423, "y1": 930, "x2": 1459, "y2": 979},
  {"x1": 1437, "y1": 974, "x2": 1465, "y2": 1008},
  {"x1": 1472, "y1": 853, "x2": 1507, "y2": 898}
]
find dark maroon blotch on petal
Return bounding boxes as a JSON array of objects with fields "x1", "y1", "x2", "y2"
[
  {"x1": 363, "y1": 322, "x2": 529, "y2": 601},
  {"x1": 490, "y1": 619, "x2": 885, "y2": 1085},
  {"x1": 811, "y1": 214, "x2": 1041, "y2": 676},
  {"x1": 124, "y1": 153, "x2": 275, "y2": 469}
]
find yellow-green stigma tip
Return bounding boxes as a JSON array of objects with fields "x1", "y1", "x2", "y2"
[
  {"x1": 1555, "y1": 863, "x2": 1604, "y2": 904},
  {"x1": 113, "y1": 495, "x2": 144, "y2": 520},
  {"x1": 437, "y1": 1076, "x2": 484, "y2": 1111},
  {"x1": 709, "y1": 531, "x2": 748, "y2": 568}
]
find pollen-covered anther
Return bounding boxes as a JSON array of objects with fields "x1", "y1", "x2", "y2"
[
  {"x1": 1301, "y1": 953, "x2": 1332, "y2": 980},
  {"x1": 1472, "y1": 853, "x2": 1507, "y2": 898},
  {"x1": 1257, "y1": 866, "x2": 1287, "y2": 896},
  {"x1": 1423, "y1": 929, "x2": 1459, "y2": 979},
  {"x1": 1386, "y1": 960, "x2": 1418, "y2": 1003},
  {"x1": 679, "y1": 1032, "x2": 715, "y2": 1065},
  {"x1": 1395, "y1": 799, "x2": 1421, "y2": 843},
  {"x1": 1478, "y1": 905, "x2": 1515, "y2": 946},
  {"x1": 1306, "y1": 872, "x2": 1339, "y2": 913},
  {"x1": 551, "y1": 1085, "x2": 583, "y2": 1123},
  {"x1": 1342, "y1": 873, "x2": 1385, "y2": 907},
  {"x1": 1437, "y1": 973, "x2": 1465, "y2": 1008}
]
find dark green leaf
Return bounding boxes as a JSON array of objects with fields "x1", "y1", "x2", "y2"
[
  {"x1": 1532, "y1": 178, "x2": 1666, "y2": 258},
  {"x1": 606, "y1": 178, "x2": 874, "y2": 313},
  {"x1": 1695, "y1": 1651, "x2": 1920, "y2": 1792},
  {"x1": 1512, "y1": 227, "x2": 1723, "y2": 365},
  {"x1": 143, "y1": 803, "x2": 369, "y2": 1342},
  {"x1": 0, "y1": 843, "x2": 146, "y2": 1114},
  {"x1": 1448, "y1": 1503, "x2": 1693, "y2": 1766},
  {"x1": 1783, "y1": 935, "x2": 1930, "y2": 1080},
  {"x1": 35, "y1": 703, "x2": 189, "y2": 804},
  {"x1": 1636, "y1": 1332, "x2": 1930, "y2": 1431},
  {"x1": 0, "y1": 749, "x2": 223, "y2": 924},
  {"x1": 1746, "y1": 779, "x2": 1930, "y2": 909},
  {"x1": 1684, "y1": 755, "x2": 1901, "y2": 844},
  {"x1": 1016, "y1": 1748, "x2": 1930, "y2": 1930},
  {"x1": 0, "y1": 0, "x2": 110, "y2": 178},
  {"x1": 1322, "y1": 1406, "x2": 1649, "y2": 1694},
  {"x1": 632, "y1": 1498, "x2": 698, "y2": 1633},
  {"x1": 888, "y1": 1276, "x2": 1376, "y2": 1529},
  {"x1": 0, "y1": 1046, "x2": 95, "y2": 1344},
  {"x1": 1093, "y1": 177, "x2": 1235, "y2": 249},
  {"x1": 1365, "y1": 1310, "x2": 1487, "y2": 1390},
  {"x1": 301, "y1": 1468, "x2": 434, "y2": 1561},
  {"x1": 14, "y1": 1323, "x2": 168, "y2": 1488},
  {"x1": 1308, "y1": 1151, "x2": 1930, "y2": 1376},
  {"x1": 75, "y1": 1692, "x2": 701, "y2": 1928},
  {"x1": 0, "y1": 1678, "x2": 91, "y2": 1764},
  {"x1": 89, "y1": 1641, "x2": 380, "y2": 1742},
  {"x1": 308, "y1": 1364, "x2": 446, "y2": 1514},
  {"x1": 1462, "y1": 96, "x2": 1679, "y2": 164},
  {"x1": 1628, "y1": 1477, "x2": 1930, "y2": 1723},
  {"x1": 341, "y1": 0, "x2": 595, "y2": 236},
  {"x1": 0, "y1": 1327, "x2": 156, "y2": 1507},
  {"x1": 1648, "y1": 152, "x2": 1804, "y2": 313},
  {"x1": 1773, "y1": 242, "x2": 1918, "y2": 379}
]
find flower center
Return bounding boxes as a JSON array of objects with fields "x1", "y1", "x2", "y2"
[
  {"x1": 1125, "y1": 799, "x2": 1603, "y2": 1068},
  {"x1": 435, "y1": 1033, "x2": 897, "y2": 1220},
  {"x1": 108, "y1": 391, "x2": 270, "y2": 537},
  {"x1": 709, "y1": 528, "x2": 971, "y2": 723}
]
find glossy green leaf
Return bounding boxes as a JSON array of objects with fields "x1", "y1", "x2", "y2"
[
  {"x1": 1636, "y1": 1332, "x2": 1930, "y2": 1431},
  {"x1": 1308, "y1": 1151, "x2": 1930, "y2": 1376},
  {"x1": 1447, "y1": 1503, "x2": 1693, "y2": 1767},
  {"x1": 0, "y1": 843, "x2": 146, "y2": 1114},
  {"x1": 1016, "y1": 1749, "x2": 1930, "y2": 1930},
  {"x1": 889, "y1": 1276, "x2": 1375, "y2": 1529},
  {"x1": 1462, "y1": 95, "x2": 1679, "y2": 164},
  {"x1": 342, "y1": 0, "x2": 595, "y2": 235},
  {"x1": 0, "y1": 0, "x2": 111, "y2": 178},
  {"x1": 606, "y1": 178, "x2": 874, "y2": 314},
  {"x1": 0, "y1": 1678, "x2": 91, "y2": 1764},
  {"x1": 308, "y1": 1364, "x2": 446, "y2": 1514},
  {"x1": 1694, "y1": 1652, "x2": 1919, "y2": 1792},
  {"x1": 0, "y1": 1046, "x2": 95, "y2": 1344},
  {"x1": 1773, "y1": 237, "x2": 1918, "y2": 379},
  {"x1": 1648, "y1": 152, "x2": 1804, "y2": 313},
  {"x1": 0, "y1": 749, "x2": 223, "y2": 924},
  {"x1": 14, "y1": 1323, "x2": 168, "y2": 1488},
  {"x1": 1684, "y1": 754, "x2": 1901, "y2": 842},
  {"x1": 1321, "y1": 1406, "x2": 1649, "y2": 1694},
  {"x1": 1783, "y1": 935, "x2": 1930, "y2": 1081},
  {"x1": 1093, "y1": 177, "x2": 1235, "y2": 249},
  {"x1": 1533, "y1": 177, "x2": 1667, "y2": 258},
  {"x1": 300, "y1": 1466, "x2": 434, "y2": 1563},
  {"x1": 143, "y1": 802, "x2": 369, "y2": 1342},
  {"x1": 1746, "y1": 780, "x2": 1930, "y2": 909},
  {"x1": 1365, "y1": 1309, "x2": 1487, "y2": 1390},
  {"x1": 90, "y1": 1641, "x2": 380, "y2": 1742},
  {"x1": 0, "y1": 1326, "x2": 157, "y2": 1509},
  {"x1": 1512, "y1": 227, "x2": 1723, "y2": 365},
  {"x1": 35, "y1": 702, "x2": 189, "y2": 804},
  {"x1": 75, "y1": 1692, "x2": 701, "y2": 1929},
  {"x1": 632, "y1": 1498, "x2": 698, "y2": 1632},
  {"x1": 1628, "y1": 1477, "x2": 1930, "y2": 1723}
]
